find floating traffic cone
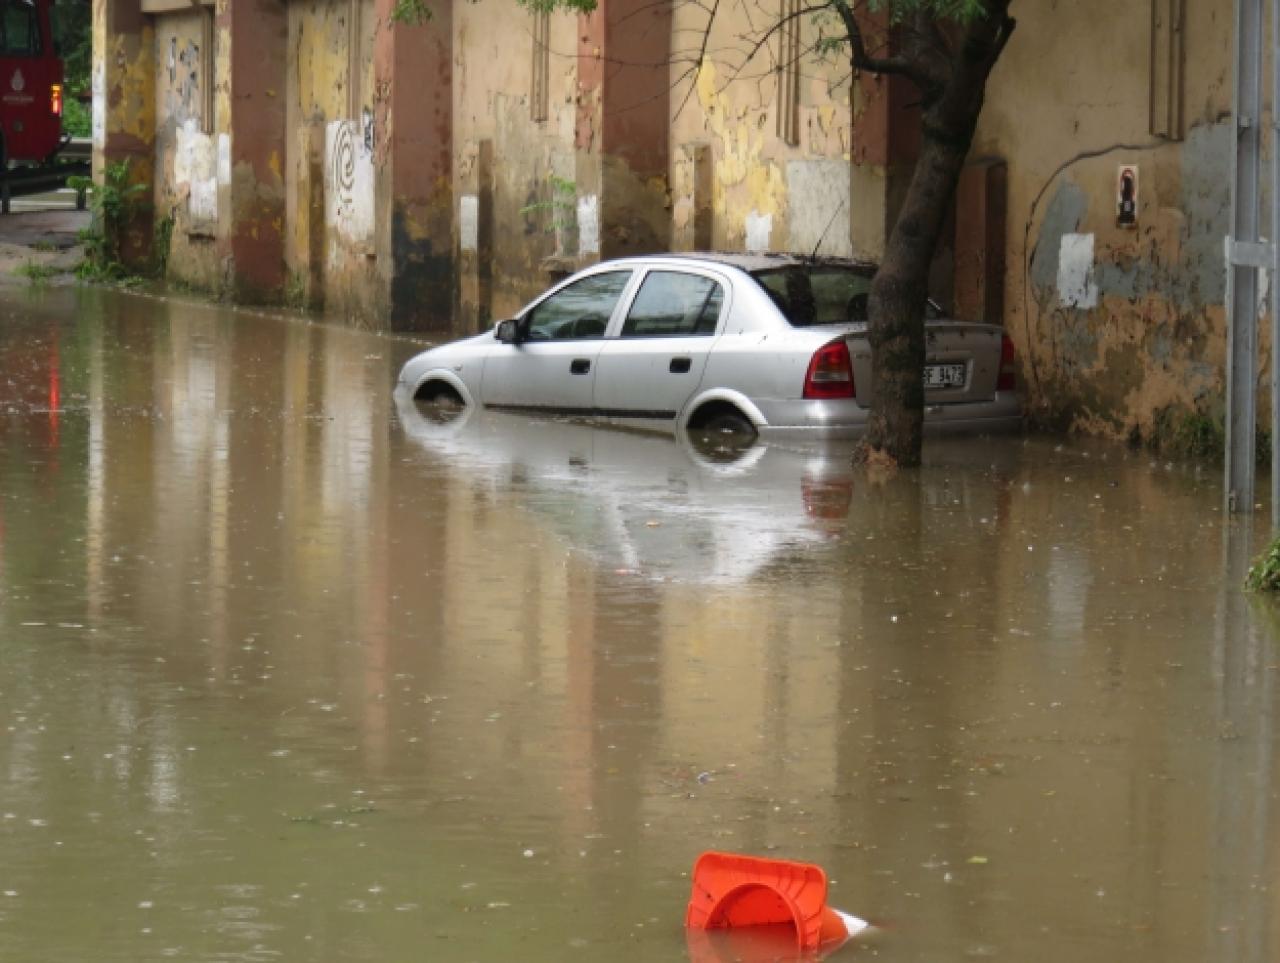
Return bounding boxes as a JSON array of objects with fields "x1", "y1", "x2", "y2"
[{"x1": 685, "y1": 851, "x2": 868, "y2": 955}]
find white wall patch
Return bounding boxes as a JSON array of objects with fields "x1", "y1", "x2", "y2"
[
  {"x1": 189, "y1": 178, "x2": 217, "y2": 226},
  {"x1": 174, "y1": 119, "x2": 214, "y2": 185},
  {"x1": 786, "y1": 160, "x2": 851, "y2": 257},
  {"x1": 217, "y1": 134, "x2": 231, "y2": 186},
  {"x1": 174, "y1": 119, "x2": 218, "y2": 228},
  {"x1": 1058, "y1": 232, "x2": 1098, "y2": 309},
  {"x1": 91, "y1": 59, "x2": 105, "y2": 150},
  {"x1": 325, "y1": 120, "x2": 375, "y2": 245},
  {"x1": 577, "y1": 194, "x2": 600, "y2": 255},
  {"x1": 745, "y1": 211, "x2": 773, "y2": 253},
  {"x1": 460, "y1": 195, "x2": 479, "y2": 253}
]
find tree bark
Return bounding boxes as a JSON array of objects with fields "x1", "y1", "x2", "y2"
[{"x1": 863, "y1": 6, "x2": 1014, "y2": 467}]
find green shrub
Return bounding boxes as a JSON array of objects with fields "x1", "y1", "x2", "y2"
[
  {"x1": 68, "y1": 159, "x2": 148, "y2": 281},
  {"x1": 1247, "y1": 535, "x2": 1280, "y2": 592}
]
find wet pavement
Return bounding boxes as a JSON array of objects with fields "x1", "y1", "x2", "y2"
[{"x1": 1, "y1": 284, "x2": 1278, "y2": 962}]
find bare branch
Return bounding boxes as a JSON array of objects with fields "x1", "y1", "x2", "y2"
[
  {"x1": 827, "y1": 0, "x2": 931, "y2": 88},
  {"x1": 673, "y1": 0, "x2": 720, "y2": 120}
]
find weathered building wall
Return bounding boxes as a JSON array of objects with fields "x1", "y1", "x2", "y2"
[
  {"x1": 93, "y1": 0, "x2": 156, "y2": 267},
  {"x1": 975, "y1": 0, "x2": 1238, "y2": 442},
  {"x1": 152, "y1": 6, "x2": 226, "y2": 291},
  {"x1": 453, "y1": 0, "x2": 579, "y2": 324},
  {"x1": 285, "y1": 0, "x2": 377, "y2": 321},
  {"x1": 667, "y1": 6, "x2": 854, "y2": 258},
  {"x1": 104, "y1": 0, "x2": 1254, "y2": 446}
]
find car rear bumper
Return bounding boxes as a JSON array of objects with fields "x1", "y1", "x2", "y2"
[{"x1": 754, "y1": 393, "x2": 1022, "y2": 439}]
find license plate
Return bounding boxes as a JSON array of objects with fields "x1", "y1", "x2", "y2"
[{"x1": 924, "y1": 363, "x2": 966, "y2": 389}]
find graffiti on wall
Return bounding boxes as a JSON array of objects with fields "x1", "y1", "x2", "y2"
[
  {"x1": 165, "y1": 37, "x2": 202, "y2": 127},
  {"x1": 325, "y1": 115, "x2": 375, "y2": 249}
]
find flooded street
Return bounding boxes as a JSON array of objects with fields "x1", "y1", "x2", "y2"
[{"x1": 2, "y1": 284, "x2": 1279, "y2": 962}]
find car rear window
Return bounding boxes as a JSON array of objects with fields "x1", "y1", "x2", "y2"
[{"x1": 751, "y1": 265, "x2": 872, "y2": 327}]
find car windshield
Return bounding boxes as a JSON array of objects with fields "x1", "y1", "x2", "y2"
[{"x1": 751, "y1": 265, "x2": 873, "y2": 327}]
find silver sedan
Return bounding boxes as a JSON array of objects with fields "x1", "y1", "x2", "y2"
[{"x1": 395, "y1": 253, "x2": 1022, "y2": 438}]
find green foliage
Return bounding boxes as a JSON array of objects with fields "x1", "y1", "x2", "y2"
[
  {"x1": 1247, "y1": 535, "x2": 1280, "y2": 592},
  {"x1": 861, "y1": 0, "x2": 990, "y2": 21},
  {"x1": 520, "y1": 174, "x2": 577, "y2": 248},
  {"x1": 52, "y1": 0, "x2": 91, "y2": 137},
  {"x1": 1146, "y1": 405, "x2": 1273, "y2": 467},
  {"x1": 16, "y1": 261, "x2": 59, "y2": 286},
  {"x1": 392, "y1": 0, "x2": 598, "y2": 23},
  {"x1": 1167, "y1": 410, "x2": 1224, "y2": 461},
  {"x1": 68, "y1": 160, "x2": 148, "y2": 281},
  {"x1": 62, "y1": 96, "x2": 91, "y2": 138},
  {"x1": 153, "y1": 213, "x2": 174, "y2": 276},
  {"x1": 389, "y1": 0, "x2": 432, "y2": 24},
  {"x1": 1147, "y1": 406, "x2": 1223, "y2": 461},
  {"x1": 285, "y1": 272, "x2": 308, "y2": 310}
]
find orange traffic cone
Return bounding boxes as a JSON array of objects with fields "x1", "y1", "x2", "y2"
[{"x1": 685, "y1": 851, "x2": 868, "y2": 955}]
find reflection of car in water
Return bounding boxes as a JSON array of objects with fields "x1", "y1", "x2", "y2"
[
  {"x1": 397, "y1": 254, "x2": 1022, "y2": 440},
  {"x1": 394, "y1": 391, "x2": 859, "y2": 584}
]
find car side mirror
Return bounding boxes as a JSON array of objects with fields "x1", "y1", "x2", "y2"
[{"x1": 495, "y1": 319, "x2": 520, "y2": 344}]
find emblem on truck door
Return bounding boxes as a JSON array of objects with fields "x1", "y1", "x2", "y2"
[{"x1": 11, "y1": 69, "x2": 23, "y2": 93}]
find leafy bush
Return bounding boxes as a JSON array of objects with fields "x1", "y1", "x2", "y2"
[{"x1": 1247, "y1": 536, "x2": 1280, "y2": 592}]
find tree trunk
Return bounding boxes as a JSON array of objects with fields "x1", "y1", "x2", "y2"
[
  {"x1": 863, "y1": 10, "x2": 1013, "y2": 466},
  {"x1": 864, "y1": 126, "x2": 971, "y2": 465}
]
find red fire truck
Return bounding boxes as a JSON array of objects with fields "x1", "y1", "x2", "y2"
[{"x1": 0, "y1": 0, "x2": 62, "y2": 168}]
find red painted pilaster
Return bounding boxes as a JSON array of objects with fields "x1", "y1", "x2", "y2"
[
  {"x1": 848, "y1": 11, "x2": 919, "y2": 260},
  {"x1": 373, "y1": 0, "x2": 453, "y2": 333},
  {"x1": 222, "y1": 0, "x2": 287, "y2": 301}
]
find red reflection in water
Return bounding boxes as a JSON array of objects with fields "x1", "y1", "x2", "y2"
[
  {"x1": 802, "y1": 474, "x2": 855, "y2": 523},
  {"x1": 687, "y1": 923, "x2": 822, "y2": 963},
  {"x1": 48, "y1": 339, "x2": 60, "y2": 452}
]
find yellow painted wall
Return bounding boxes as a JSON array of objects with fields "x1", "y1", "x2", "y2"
[
  {"x1": 453, "y1": 0, "x2": 579, "y2": 319},
  {"x1": 974, "y1": 0, "x2": 1236, "y2": 441}
]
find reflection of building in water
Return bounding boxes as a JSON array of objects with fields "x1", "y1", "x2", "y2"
[
  {"x1": 9, "y1": 290, "x2": 1280, "y2": 959},
  {"x1": 1209, "y1": 531, "x2": 1276, "y2": 963}
]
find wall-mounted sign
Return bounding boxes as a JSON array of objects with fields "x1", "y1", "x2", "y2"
[{"x1": 1117, "y1": 165, "x2": 1138, "y2": 228}]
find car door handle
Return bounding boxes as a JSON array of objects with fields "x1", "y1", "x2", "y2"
[
  {"x1": 570, "y1": 358, "x2": 591, "y2": 375},
  {"x1": 669, "y1": 357, "x2": 692, "y2": 374}
]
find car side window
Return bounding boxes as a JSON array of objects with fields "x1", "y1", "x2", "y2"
[
  {"x1": 620, "y1": 271, "x2": 724, "y2": 338},
  {"x1": 524, "y1": 271, "x2": 631, "y2": 341}
]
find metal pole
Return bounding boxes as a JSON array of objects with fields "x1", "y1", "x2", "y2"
[
  {"x1": 1272, "y1": 0, "x2": 1280, "y2": 528},
  {"x1": 1227, "y1": 0, "x2": 1264, "y2": 513}
]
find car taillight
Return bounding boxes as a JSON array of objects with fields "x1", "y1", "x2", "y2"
[
  {"x1": 50, "y1": 84, "x2": 61, "y2": 117},
  {"x1": 997, "y1": 333, "x2": 1016, "y2": 392},
  {"x1": 803, "y1": 340, "x2": 855, "y2": 399}
]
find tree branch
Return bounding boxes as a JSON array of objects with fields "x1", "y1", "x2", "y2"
[{"x1": 828, "y1": 0, "x2": 931, "y2": 89}]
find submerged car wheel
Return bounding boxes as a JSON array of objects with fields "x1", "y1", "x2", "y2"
[
  {"x1": 413, "y1": 381, "x2": 467, "y2": 423},
  {"x1": 689, "y1": 403, "x2": 757, "y2": 438}
]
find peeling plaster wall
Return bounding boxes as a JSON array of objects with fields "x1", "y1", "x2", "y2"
[
  {"x1": 153, "y1": 10, "x2": 224, "y2": 290},
  {"x1": 95, "y1": 0, "x2": 156, "y2": 267},
  {"x1": 285, "y1": 0, "x2": 377, "y2": 318},
  {"x1": 453, "y1": 0, "x2": 578, "y2": 322},
  {"x1": 975, "y1": 0, "x2": 1238, "y2": 441},
  {"x1": 668, "y1": 7, "x2": 852, "y2": 257}
]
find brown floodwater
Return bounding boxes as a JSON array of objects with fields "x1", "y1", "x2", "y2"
[{"x1": 1, "y1": 283, "x2": 1279, "y2": 962}]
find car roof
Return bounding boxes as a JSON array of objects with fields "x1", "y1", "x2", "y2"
[{"x1": 603, "y1": 252, "x2": 879, "y2": 275}]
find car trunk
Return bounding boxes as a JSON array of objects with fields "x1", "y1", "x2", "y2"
[{"x1": 847, "y1": 321, "x2": 1005, "y2": 406}]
